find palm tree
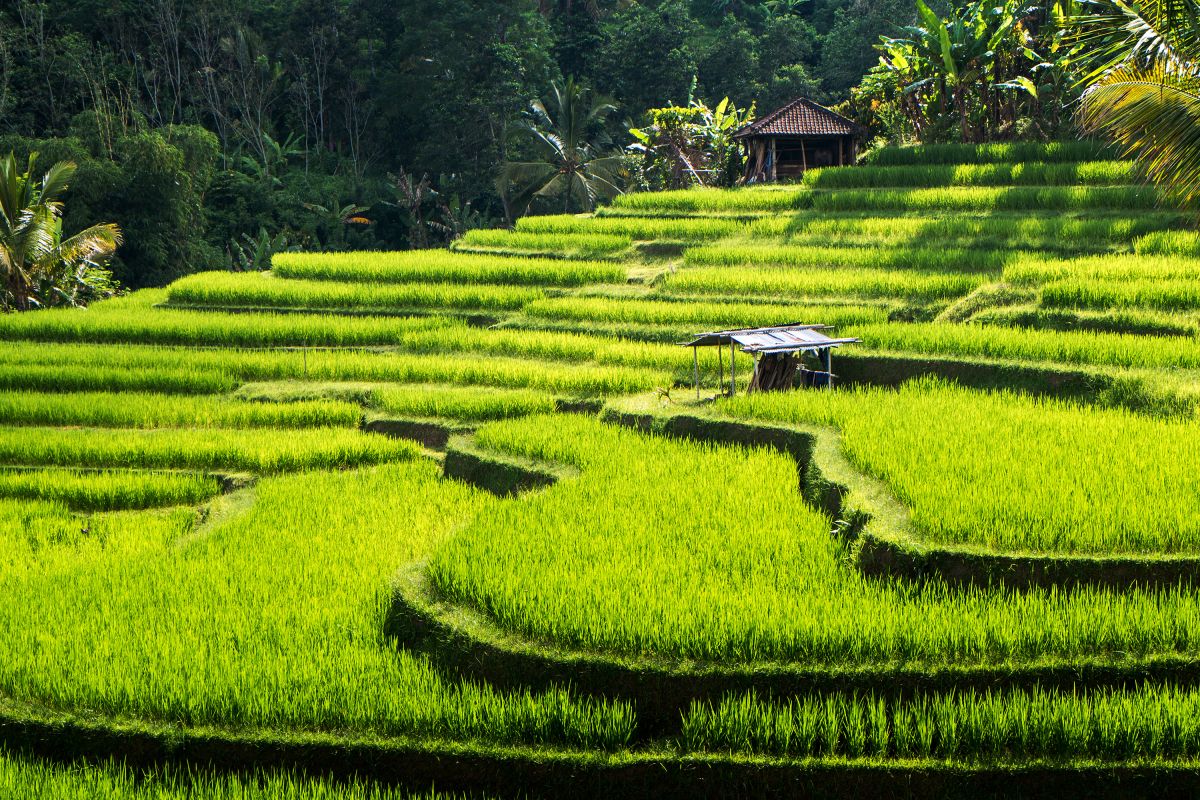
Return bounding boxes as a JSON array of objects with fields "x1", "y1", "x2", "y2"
[
  {"x1": 1073, "y1": 0, "x2": 1200, "y2": 206},
  {"x1": 500, "y1": 77, "x2": 625, "y2": 217},
  {"x1": 0, "y1": 152, "x2": 122, "y2": 311}
]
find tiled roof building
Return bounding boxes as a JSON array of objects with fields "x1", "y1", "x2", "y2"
[{"x1": 733, "y1": 97, "x2": 864, "y2": 182}]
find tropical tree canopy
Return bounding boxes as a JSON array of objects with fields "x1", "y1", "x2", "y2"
[
  {"x1": 853, "y1": 0, "x2": 1083, "y2": 142},
  {"x1": 0, "y1": 152, "x2": 122, "y2": 311},
  {"x1": 1073, "y1": 0, "x2": 1200, "y2": 206},
  {"x1": 628, "y1": 95, "x2": 755, "y2": 190},
  {"x1": 500, "y1": 77, "x2": 626, "y2": 217}
]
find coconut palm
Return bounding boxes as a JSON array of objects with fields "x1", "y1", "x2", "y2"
[
  {"x1": 500, "y1": 77, "x2": 625, "y2": 217},
  {"x1": 0, "y1": 152, "x2": 122, "y2": 311},
  {"x1": 1073, "y1": 0, "x2": 1200, "y2": 206}
]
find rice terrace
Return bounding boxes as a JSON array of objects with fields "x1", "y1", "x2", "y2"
[{"x1": 7, "y1": 0, "x2": 1200, "y2": 798}]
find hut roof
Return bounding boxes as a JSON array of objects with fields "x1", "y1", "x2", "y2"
[
  {"x1": 681, "y1": 324, "x2": 860, "y2": 354},
  {"x1": 733, "y1": 97, "x2": 861, "y2": 139}
]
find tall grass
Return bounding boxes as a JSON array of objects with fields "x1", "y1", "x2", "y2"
[
  {"x1": 810, "y1": 186, "x2": 1160, "y2": 213},
  {"x1": 374, "y1": 385, "x2": 558, "y2": 421},
  {"x1": 0, "y1": 364, "x2": 237, "y2": 395},
  {"x1": 515, "y1": 214, "x2": 745, "y2": 240},
  {"x1": 452, "y1": 230, "x2": 631, "y2": 260},
  {"x1": 1041, "y1": 279, "x2": 1200, "y2": 312},
  {"x1": 724, "y1": 379, "x2": 1200, "y2": 554},
  {"x1": 683, "y1": 685, "x2": 1200, "y2": 760},
  {"x1": 0, "y1": 463, "x2": 633, "y2": 748},
  {"x1": 862, "y1": 140, "x2": 1114, "y2": 166},
  {"x1": 0, "y1": 391, "x2": 361, "y2": 429},
  {"x1": 803, "y1": 161, "x2": 1135, "y2": 189},
  {"x1": 0, "y1": 425, "x2": 418, "y2": 473},
  {"x1": 430, "y1": 414, "x2": 1200, "y2": 664},
  {"x1": 609, "y1": 186, "x2": 809, "y2": 214},
  {"x1": 684, "y1": 243, "x2": 1009, "y2": 272},
  {"x1": 1004, "y1": 253, "x2": 1200, "y2": 285},
  {"x1": 0, "y1": 467, "x2": 221, "y2": 511},
  {"x1": 521, "y1": 296, "x2": 888, "y2": 330},
  {"x1": 0, "y1": 342, "x2": 664, "y2": 395},
  {"x1": 0, "y1": 753, "x2": 476, "y2": 800},
  {"x1": 0, "y1": 303, "x2": 457, "y2": 348},
  {"x1": 273, "y1": 249, "x2": 623, "y2": 286},
  {"x1": 1134, "y1": 229, "x2": 1200, "y2": 257},
  {"x1": 167, "y1": 272, "x2": 542, "y2": 312},
  {"x1": 847, "y1": 321, "x2": 1200, "y2": 371},
  {"x1": 666, "y1": 266, "x2": 986, "y2": 302}
]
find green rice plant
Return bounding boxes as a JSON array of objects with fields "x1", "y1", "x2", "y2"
[
  {"x1": 429, "y1": 414, "x2": 1200, "y2": 664},
  {"x1": 1134, "y1": 230, "x2": 1200, "y2": 257},
  {"x1": 861, "y1": 140, "x2": 1114, "y2": 166},
  {"x1": 0, "y1": 301, "x2": 456, "y2": 348},
  {"x1": 1004, "y1": 253, "x2": 1200, "y2": 286},
  {"x1": 0, "y1": 364, "x2": 237, "y2": 395},
  {"x1": 272, "y1": 249, "x2": 622, "y2": 286},
  {"x1": 521, "y1": 296, "x2": 888, "y2": 330},
  {"x1": 748, "y1": 212, "x2": 1185, "y2": 254},
  {"x1": 2, "y1": 499, "x2": 195, "y2": 581},
  {"x1": 0, "y1": 752, "x2": 479, "y2": 800},
  {"x1": 0, "y1": 341, "x2": 663, "y2": 396},
  {"x1": 723, "y1": 379, "x2": 1200, "y2": 554},
  {"x1": 452, "y1": 229, "x2": 632, "y2": 259},
  {"x1": 803, "y1": 161, "x2": 1135, "y2": 189},
  {"x1": 167, "y1": 271, "x2": 542, "y2": 312},
  {"x1": 374, "y1": 384, "x2": 558, "y2": 421},
  {"x1": 846, "y1": 321, "x2": 1200, "y2": 371},
  {"x1": 1041, "y1": 279, "x2": 1200, "y2": 312},
  {"x1": 682, "y1": 685, "x2": 1200, "y2": 761},
  {"x1": 0, "y1": 467, "x2": 221, "y2": 511},
  {"x1": 514, "y1": 213, "x2": 744, "y2": 240},
  {"x1": 971, "y1": 306, "x2": 1198, "y2": 338},
  {"x1": 0, "y1": 425, "x2": 418, "y2": 473},
  {"x1": 0, "y1": 391, "x2": 361, "y2": 429},
  {"x1": 0, "y1": 462, "x2": 633, "y2": 748},
  {"x1": 666, "y1": 266, "x2": 986, "y2": 302},
  {"x1": 683, "y1": 243, "x2": 1010, "y2": 272},
  {"x1": 609, "y1": 185, "x2": 810, "y2": 214},
  {"x1": 809, "y1": 186, "x2": 1160, "y2": 213}
]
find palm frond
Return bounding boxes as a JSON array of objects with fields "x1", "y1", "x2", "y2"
[{"x1": 1080, "y1": 62, "x2": 1200, "y2": 203}]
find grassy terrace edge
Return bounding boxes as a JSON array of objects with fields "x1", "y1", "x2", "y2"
[
  {"x1": 7, "y1": 696, "x2": 1200, "y2": 800},
  {"x1": 377, "y1": 419, "x2": 1200, "y2": 740}
]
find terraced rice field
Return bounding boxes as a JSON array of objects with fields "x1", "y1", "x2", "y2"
[{"x1": 8, "y1": 141, "x2": 1200, "y2": 797}]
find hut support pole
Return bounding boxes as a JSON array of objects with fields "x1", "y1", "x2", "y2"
[
  {"x1": 823, "y1": 348, "x2": 833, "y2": 391},
  {"x1": 769, "y1": 140, "x2": 777, "y2": 181},
  {"x1": 730, "y1": 340, "x2": 736, "y2": 397},
  {"x1": 717, "y1": 343, "x2": 724, "y2": 396},
  {"x1": 839, "y1": 137, "x2": 844, "y2": 167},
  {"x1": 693, "y1": 346, "x2": 700, "y2": 399},
  {"x1": 801, "y1": 139, "x2": 807, "y2": 173}
]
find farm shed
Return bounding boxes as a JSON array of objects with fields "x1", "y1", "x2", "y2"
[
  {"x1": 734, "y1": 97, "x2": 864, "y2": 182},
  {"x1": 682, "y1": 324, "x2": 860, "y2": 397}
]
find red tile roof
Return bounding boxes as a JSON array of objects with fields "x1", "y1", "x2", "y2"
[{"x1": 733, "y1": 97, "x2": 861, "y2": 139}]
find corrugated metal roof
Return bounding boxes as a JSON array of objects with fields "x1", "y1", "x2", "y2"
[
  {"x1": 681, "y1": 323, "x2": 861, "y2": 353},
  {"x1": 733, "y1": 97, "x2": 861, "y2": 139}
]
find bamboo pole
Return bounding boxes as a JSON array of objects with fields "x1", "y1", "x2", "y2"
[{"x1": 730, "y1": 340, "x2": 736, "y2": 397}]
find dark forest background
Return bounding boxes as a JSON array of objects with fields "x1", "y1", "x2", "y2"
[{"x1": 0, "y1": 0, "x2": 920, "y2": 287}]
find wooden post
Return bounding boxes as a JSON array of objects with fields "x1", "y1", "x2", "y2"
[
  {"x1": 693, "y1": 346, "x2": 700, "y2": 400},
  {"x1": 730, "y1": 340, "x2": 736, "y2": 397},
  {"x1": 801, "y1": 138, "x2": 807, "y2": 173},
  {"x1": 717, "y1": 342, "x2": 724, "y2": 395},
  {"x1": 822, "y1": 348, "x2": 833, "y2": 391},
  {"x1": 838, "y1": 137, "x2": 845, "y2": 167},
  {"x1": 769, "y1": 139, "x2": 777, "y2": 181}
]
